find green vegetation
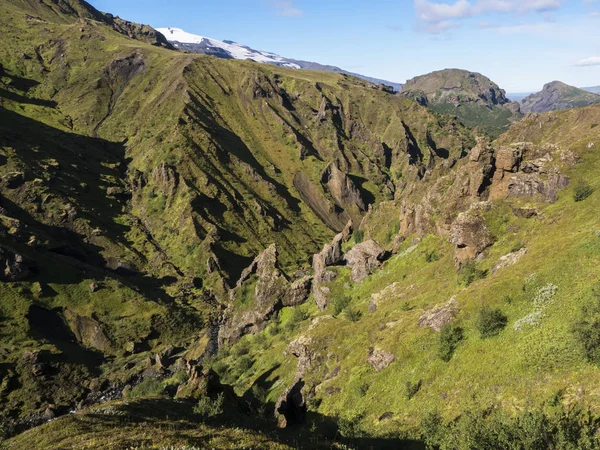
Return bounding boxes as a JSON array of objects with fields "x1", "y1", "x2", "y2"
[
  {"x1": 459, "y1": 261, "x2": 487, "y2": 286},
  {"x1": 193, "y1": 393, "x2": 225, "y2": 419},
  {"x1": 476, "y1": 307, "x2": 508, "y2": 338},
  {"x1": 438, "y1": 324, "x2": 464, "y2": 362},
  {"x1": 574, "y1": 182, "x2": 594, "y2": 202}
]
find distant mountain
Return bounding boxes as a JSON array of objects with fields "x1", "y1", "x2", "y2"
[
  {"x1": 398, "y1": 68, "x2": 522, "y2": 137},
  {"x1": 520, "y1": 81, "x2": 600, "y2": 114},
  {"x1": 156, "y1": 27, "x2": 403, "y2": 91},
  {"x1": 507, "y1": 92, "x2": 533, "y2": 102},
  {"x1": 582, "y1": 86, "x2": 600, "y2": 95}
]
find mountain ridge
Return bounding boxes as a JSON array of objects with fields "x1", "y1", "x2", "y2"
[
  {"x1": 157, "y1": 27, "x2": 404, "y2": 91},
  {"x1": 520, "y1": 80, "x2": 600, "y2": 114}
]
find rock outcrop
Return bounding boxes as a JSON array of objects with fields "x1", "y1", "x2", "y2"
[
  {"x1": 275, "y1": 336, "x2": 314, "y2": 428},
  {"x1": 63, "y1": 310, "x2": 111, "y2": 352},
  {"x1": 449, "y1": 212, "x2": 494, "y2": 265},
  {"x1": 312, "y1": 221, "x2": 352, "y2": 310},
  {"x1": 220, "y1": 244, "x2": 312, "y2": 344},
  {"x1": 367, "y1": 347, "x2": 395, "y2": 371},
  {"x1": 344, "y1": 239, "x2": 387, "y2": 282},
  {"x1": 419, "y1": 298, "x2": 459, "y2": 332},
  {"x1": 491, "y1": 247, "x2": 528, "y2": 275}
]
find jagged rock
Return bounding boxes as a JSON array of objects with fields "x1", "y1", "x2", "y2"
[
  {"x1": 449, "y1": 212, "x2": 494, "y2": 265},
  {"x1": 89, "y1": 282, "x2": 100, "y2": 293},
  {"x1": 418, "y1": 298, "x2": 458, "y2": 332},
  {"x1": 0, "y1": 246, "x2": 35, "y2": 281},
  {"x1": 293, "y1": 171, "x2": 351, "y2": 232},
  {"x1": 367, "y1": 347, "x2": 395, "y2": 372},
  {"x1": 495, "y1": 147, "x2": 522, "y2": 172},
  {"x1": 220, "y1": 244, "x2": 292, "y2": 344},
  {"x1": 63, "y1": 310, "x2": 111, "y2": 352},
  {"x1": 320, "y1": 161, "x2": 366, "y2": 214},
  {"x1": 284, "y1": 276, "x2": 312, "y2": 307},
  {"x1": 312, "y1": 225, "x2": 351, "y2": 310},
  {"x1": 175, "y1": 365, "x2": 223, "y2": 399},
  {"x1": 151, "y1": 162, "x2": 179, "y2": 207},
  {"x1": 275, "y1": 337, "x2": 314, "y2": 428},
  {"x1": 41, "y1": 406, "x2": 56, "y2": 421},
  {"x1": 344, "y1": 240, "x2": 387, "y2": 282},
  {"x1": 492, "y1": 248, "x2": 528, "y2": 274}
]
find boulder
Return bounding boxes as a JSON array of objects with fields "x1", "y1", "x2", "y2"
[
  {"x1": 284, "y1": 276, "x2": 312, "y2": 307},
  {"x1": 63, "y1": 310, "x2": 111, "y2": 352},
  {"x1": 418, "y1": 298, "x2": 458, "y2": 332},
  {"x1": 367, "y1": 347, "x2": 395, "y2": 372},
  {"x1": 491, "y1": 248, "x2": 527, "y2": 275},
  {"x1": 449, "y1": 213, "x2": 494, "y2": 265},
  {"x1": 344, "y1": 240, "x2": 387, "y2": 283}
]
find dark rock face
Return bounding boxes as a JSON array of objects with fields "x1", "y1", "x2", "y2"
[
  {"x1": 320, "y1": 161, "x2": 366, "y2": 215},
  {"x1": 0, "y1": 246, "x2": 35, "y2": 281},
  {"x1": 275, "y1": 336, "x2": 314, "y2": 428},
  {"x1": 520, "y1": 81, "x2": 600, "y2": 114},
  {"x1": 344, "y1": 239, "x2": 387, "y2": 282}
]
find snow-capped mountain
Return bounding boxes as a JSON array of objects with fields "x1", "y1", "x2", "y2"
[
  {"x1": 156, "y1": 27, "x2": 403, "y2": 91},
  {"x1": 156, "y1": 28, "x2": 301, "y2": 69}
]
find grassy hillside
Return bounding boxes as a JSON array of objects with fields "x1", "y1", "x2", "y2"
[{"x1": 2, "y1": 0, "x2": 600, "y2": 448}]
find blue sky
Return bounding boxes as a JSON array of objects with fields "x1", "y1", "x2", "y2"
[{"x1": 90, "y1": 0, "x2": 600, "y2": 92}]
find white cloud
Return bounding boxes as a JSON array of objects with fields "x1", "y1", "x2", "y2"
[
  {"x1": 271, "y1": 1, "x2": 303, "y2": 17},
  {"x1": 575, "y1": 56, "x2": 600, "y2": 66},
  {"x1": 414, "y1": 0, "x2": 562, "y2": 33}
]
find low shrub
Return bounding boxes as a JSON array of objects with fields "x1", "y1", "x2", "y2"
[
  {"x1": 129, "y1": 377, "x2": 164, "y2": 399},
  {"x1": 438, "y1": 324, "x2": 464, "y2": 362},
  {"x1": 233, "y1": 339, "x2": 251, "y2": 357},
  {"x1": 459, "y1": 261, "x2": 487, "y2": 287},
  {"x1": 574, "y1": 291, "x2": 600, "y2": 365},
  {"x1": 345, "y1": 307, "x2": 362, "y2": 322},
  {"x1": 574, "y1": 181, "x2": 594, "y2": 202},
  {"x1": 406, "y1": 380, "x2": 422, "y2": 399},
  {"x1": 420, "y1": 405, "x2": 600, "y2": 450},
  {"x1": 354, "y1": 229, "x2": 365, "y2": 244},
  {"x1": 476, "y1": 307, "x2": 508, "y2": 338},
  {"x1": 425, "y1": 250, "x2": 440, "y2": 263},
  {"x1": 237, "y1": 355, "x2": 253, "y2": 372},
  {"x1": 333, "y1": 296, "x2": 351, "y2": 316},
  {"x1": 284, "y1": 307, "x2": 309, "y2": 332},
  {"x1": 193, "y1": 392, "x2": 224, "y2": 419}
]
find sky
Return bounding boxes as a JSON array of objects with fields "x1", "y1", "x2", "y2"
[{"x1": 89, "y1": 0, "x2": 600, "y2": 92}]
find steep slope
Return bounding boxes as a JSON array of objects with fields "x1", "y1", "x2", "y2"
[
  {"x1": 157, "y1": 27, "x2": 403, "y2": 91},
  {"x1": 520, "y1": 81, "x2": 600, "y2": 114},
  {"x1": 399, "y1": 68, "x2": 522, "y2": 138},
  {"x1": 3, "y1": 0, "x2": 600, "y2": 448},
  {"x1": 0, "y1": 0, "x2": 474, "y2": 436}
]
